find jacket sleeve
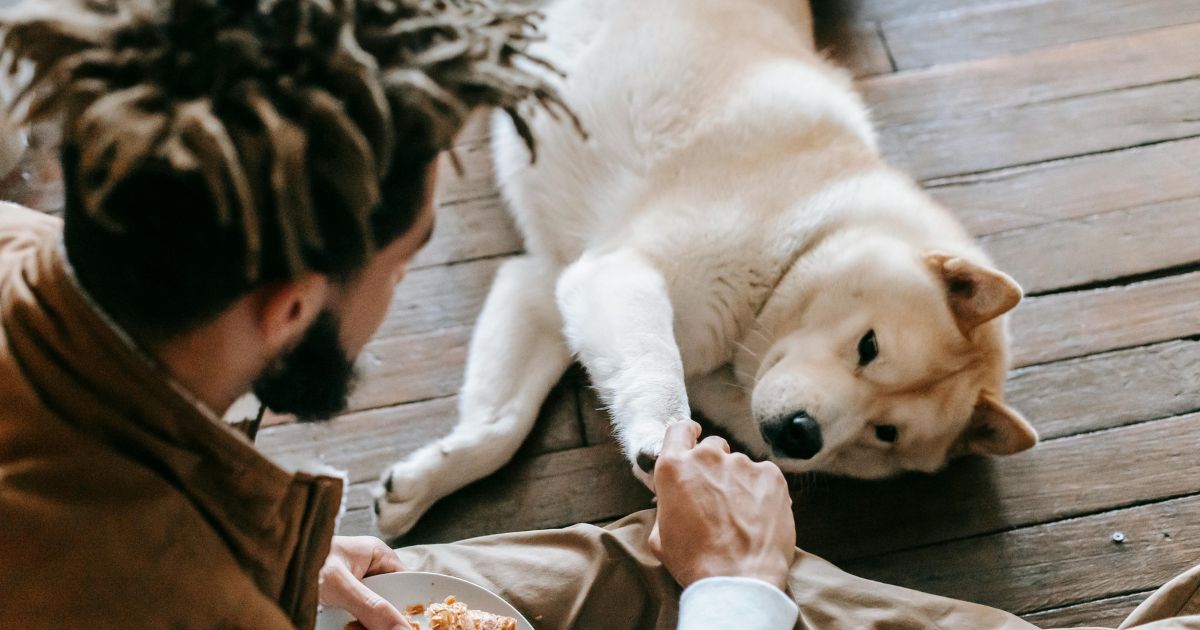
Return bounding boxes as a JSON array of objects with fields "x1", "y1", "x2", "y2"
[{"x1": 677, "y1": 577, "x2": 799, "y2": 630}]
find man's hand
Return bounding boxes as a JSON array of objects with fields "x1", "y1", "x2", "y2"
[
  {"x1": 319, "y1": 535, "x2": 413, "y2": 630},
  {"x1": 648, "y1": 421, "x2": 795, "y2": 589}
]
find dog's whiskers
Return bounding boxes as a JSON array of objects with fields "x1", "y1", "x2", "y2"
[
  {"x1": 732, "y1": 339, "x2": 760, "y2": 360},
  {"x1": 721, "y1": 381, "x2": 751, "y2": 394},
  {"x1": 733, "y1": 368, "x2": 757, "y2": 384}
]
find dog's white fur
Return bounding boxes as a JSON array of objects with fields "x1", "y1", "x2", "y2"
[{"x1": 375, "y1": 0, "x2": 1037, "y2": 536}]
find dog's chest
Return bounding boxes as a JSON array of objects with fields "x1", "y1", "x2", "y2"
[{"x1": 665, "y1": 253, "x2": 784, "y2": 375}]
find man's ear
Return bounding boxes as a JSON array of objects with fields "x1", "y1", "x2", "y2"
[
  {"x1": 256, "y1": 273, "x2": 329, "y2": 353},
  {"x1": 957, "y1": 394, "x2": 1038, "y2": 456},
  {"x1": 925, "y1": 253, "x2": 1023, "y2": 336}
]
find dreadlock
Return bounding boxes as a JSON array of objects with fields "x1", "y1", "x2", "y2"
[{"x1": 0, "y1": 0, "x2": 577, "y2": 339}]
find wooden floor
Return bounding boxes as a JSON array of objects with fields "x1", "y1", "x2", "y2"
[{"x1": 5, "y1": 0, "x2": 1200, "y2": 626}]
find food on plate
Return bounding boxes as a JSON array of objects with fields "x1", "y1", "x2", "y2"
[
  {"x1": 428, "y1": 596, "x2": 517, "y2": 630},
  {"x1": 344, "y1": 595, "x2": 517, "y2": 630}
]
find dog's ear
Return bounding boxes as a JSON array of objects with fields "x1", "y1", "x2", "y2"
[
  {"x1": 925, "y1": 253, "x2": 1022, "y2": 336},
  {"x1": 957, "y1": 394, "x2": 1037, "y2": 456}
]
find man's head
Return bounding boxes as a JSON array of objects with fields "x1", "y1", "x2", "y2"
[
  {"x1": 3, "y1": 0, "x2": 569, "y2": 418},
  {"x1": 245, "y1": 166, "x2": 437, "y2": 420}
]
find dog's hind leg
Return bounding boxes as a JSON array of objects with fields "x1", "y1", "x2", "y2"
[
  {"x1": 374, "y1": 257, "x2": 570, "y2": 537},
  {"x1": 557, "y1": 248, "x2": 691, "y2": 478}
]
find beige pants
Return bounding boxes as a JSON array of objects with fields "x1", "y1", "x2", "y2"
[{"x1": 395, "y1": 510, "x2": 1200, "y2": 630}]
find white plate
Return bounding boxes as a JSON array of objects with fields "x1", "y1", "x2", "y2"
[{"x1": 315, "y1": 572, "x2": 534, "y2": 630}]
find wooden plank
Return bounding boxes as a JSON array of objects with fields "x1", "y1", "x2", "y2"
[
  {"x1": 348, "y1": 326, "x2": 470, "y2": 413},
  {"x1": 520, "y1": 367, "x2": 586, "y2": 459},
  {"x1": 1006, "y1": 340, "x2": 1200, "y2": 441},
  {"x1": 1022, "y1": 591, "x2": 1150, "y2": 628},
  {"x1": 793, "y1": 411, "x2": 1200, "y2": 562},
  {"x1": 259, "y1": 397, "x2": 457, "y2": 483},
  {"x1": 816, "y1": 21, "x2": 895, "y2": 78},
  {"x1": 879, "y1": 78, "x2": 1200, "y2": 181},
  {"x1": 338, "y1": 505, "x2": 376, "y2": 536},
  {"x1": 1010, "y1": 271, "x2": 1200, "y2": 367},
  {"x1": 930, "y1": 136, "x2": 1200, "y2": 237},
  {"x1": 338, "y1": 504, "x2": 377, "y2": 536},
  {"x1": 259, "y1": 372, "x2": 585, "y2": 485},
  {"x1": 436, "y1": 136, "x2": 498, "y2": 207},
  {"x1": 411, "y1": 125, "x2": 521, "y2": 271},
  {"x1": 410, "y1": 193, "x2": 521, "y2": 271},
  {"x1": 982, "y1": 199, "x2": 1200, "y2": 294},
  {"x1": 862, "y1": 22, "x2": 1200, "y2": 130},
  {"x1": 578, "y1": 383, "x2": 612, "y2": 447},
  {"x1": 335, "y1": 373, "x2": 584, "y2": 537},
  {"x1": 810, "y1": 0, "x2": 1006, "y2": 23},
  {"x1": 373, "y1": 255, "x2": 508, "y2": 340},
  {"x1": 880, "y1": 0, "x2": 1200, "y2": 70},
  {"x1": 841, "y1": 493, "x2": 1200, "y2": 615},
  {"x1": 263, "y1": 325, "x2": 473, "y2": 422},
  {"x1": 452, "y1": 110, "x2": 492, "y2": 148}
]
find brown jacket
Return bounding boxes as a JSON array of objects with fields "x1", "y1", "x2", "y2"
[{"x1": 0, "y1": 203, "x2": 342, "y2": 629}]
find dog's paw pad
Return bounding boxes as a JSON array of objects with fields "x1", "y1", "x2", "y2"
[
  {"x1": 636, "y1": 449, "x2": 658, "y2": 473},
  {"x1": 631, "y1": 461, "x2": 656, "y2": 493}
]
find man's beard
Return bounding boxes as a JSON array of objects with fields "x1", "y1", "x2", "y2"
[{"x1": 252, "y1": 310, "x2": 358, "y2": 423}]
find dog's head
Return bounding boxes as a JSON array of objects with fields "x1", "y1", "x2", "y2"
[{"x1": 745, "y1": 236, "x2": 1034, "y2": 478}]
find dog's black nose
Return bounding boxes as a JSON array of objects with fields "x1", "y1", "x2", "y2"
[{"x1": 766, "y1": 412, "x2": 823, "y2": 460}]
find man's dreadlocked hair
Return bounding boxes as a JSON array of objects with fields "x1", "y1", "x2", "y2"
[{"x1": 0, "y1": 0, "x2": 575, "y2": 340}]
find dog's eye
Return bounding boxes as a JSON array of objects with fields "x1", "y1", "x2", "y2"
[
  {"x1": 857, "y1": 329, "x2": 879, "y2": 366},
  {"x1": 875, "y1": 425, "x2": 898, "y2": 443}
]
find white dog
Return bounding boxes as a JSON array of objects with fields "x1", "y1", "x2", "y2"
[{"x1": 375, "y1": 0, "x2": 1037, "y2": 536}]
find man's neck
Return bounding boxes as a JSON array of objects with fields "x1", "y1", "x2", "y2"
[
  {"x1": 60, "y1": 240, "x2": 257, "y2": 417},
  {"x1": 150, "y1": 304, "x2": 265, "y2": 417}
]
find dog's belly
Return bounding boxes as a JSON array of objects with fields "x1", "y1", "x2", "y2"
[{"x1": 492, "y1": 0, "x2": 839, "y2": 264}]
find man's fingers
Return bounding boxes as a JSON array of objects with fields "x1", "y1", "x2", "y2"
[
  {"x1": 324, "y1": 566, "x2": 413, "y2": 630},
  {"x1": 659, "y1": 420, "x2": 700, "y2": 459},
  {"x1": 699, "y1": 435, "x2": 731, "y2": 454},
  {"x1": 648, "y1": 521, "x2": 663, "y2": 558},
  {"x1": 367, "y1": 541, "x2": 405, "y2": 576}
]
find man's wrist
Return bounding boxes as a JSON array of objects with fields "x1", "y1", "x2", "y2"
[{"x1": 691, "y1": 557, "x2": 789, "y2": 590}]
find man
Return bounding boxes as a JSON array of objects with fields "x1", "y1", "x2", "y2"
[{"x1": 0, "y1": 0, "x2": 1198, "y2": 629}]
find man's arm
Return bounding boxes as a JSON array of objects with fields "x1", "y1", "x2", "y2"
[{"x1": 650, "y1": 421, "x2": 799, "y2": 630}]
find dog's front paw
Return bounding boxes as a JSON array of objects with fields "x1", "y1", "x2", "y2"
[
  {"x1": 623, "y1": 418, "x2": 683, "y2": 476},
  {"x1": 373, "y1": 451, "x2": 442, "y2": 538}
]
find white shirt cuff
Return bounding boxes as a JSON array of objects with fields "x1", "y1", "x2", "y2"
[{"x1": 677, "y1": 576, "x2": 799, "y2": 630}]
